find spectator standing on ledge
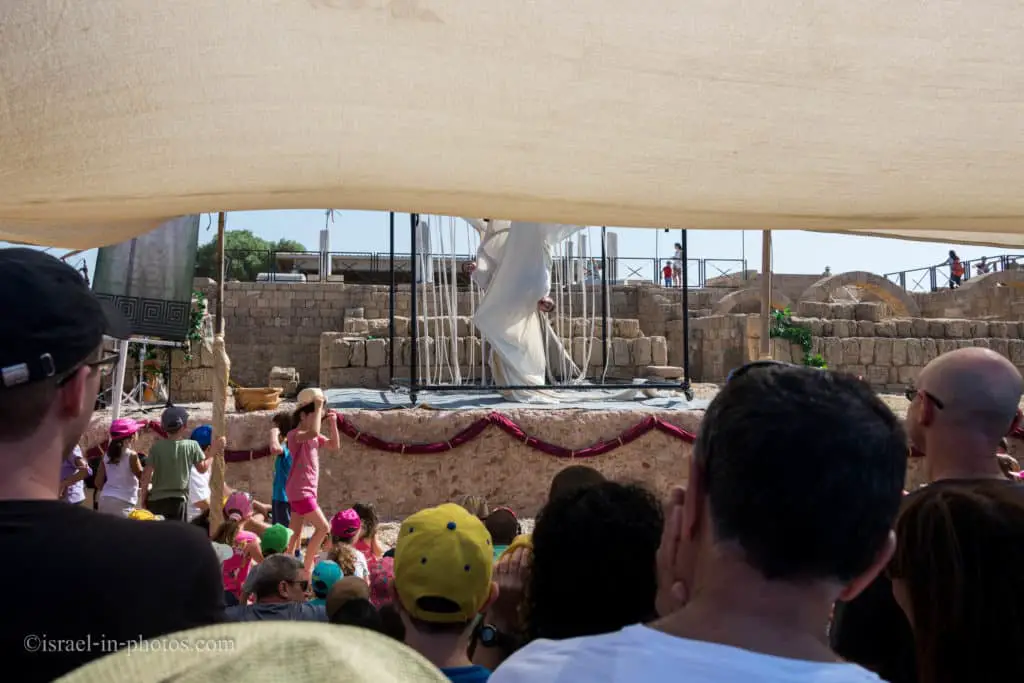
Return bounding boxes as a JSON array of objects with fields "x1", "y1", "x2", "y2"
[{"x1": 0, "y1": 249, "x2": 224, "y2": 682}]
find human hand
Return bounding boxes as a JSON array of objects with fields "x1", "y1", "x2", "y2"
[
  {"x1": 489, "y1": 546, "x2": 530, "y2": 629},
  {"x1": 655, "y1": 486, "x2": 689, "y2": 617},
  {"x1": 537, "y1": 297, "x2": 555, "y2": 314},
  {"x1": 314, "y1": 394, "x2": 325, "y2": 406}
]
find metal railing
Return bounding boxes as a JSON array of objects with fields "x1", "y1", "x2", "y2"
[
  {"x1": 884, "y1": 254, "x2": 1024, "y2": 292},
  {"x1": 201, "y1": 250, "x2": 748, "y2": 289}
]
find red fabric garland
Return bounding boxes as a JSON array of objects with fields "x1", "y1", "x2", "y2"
[{"x1": 82, "y1": 413, "x2": 1024, "y2": 464}]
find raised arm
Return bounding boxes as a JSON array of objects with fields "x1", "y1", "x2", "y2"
[
  {"x1": 268, "y1": 427, "x2": 284, "y2": 456},
  {"x1": 325, "y1": 409, "x2": 341, "y2": 451}
]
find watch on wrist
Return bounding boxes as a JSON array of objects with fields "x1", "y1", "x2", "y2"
[{"x1": 478, "y1": 624, "x2": 519, "y2": 650}]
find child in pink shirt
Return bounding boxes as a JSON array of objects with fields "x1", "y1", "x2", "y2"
[
  {"x1": 284, "y1": 387, "x2": 341, "y2": 572},
  {"x1": 213, "y1": 491, "x2": 264, "y2": 606}
]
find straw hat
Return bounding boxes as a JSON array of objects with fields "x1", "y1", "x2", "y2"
[{"x1": 55, "y1": 622, "x2": 447, "y2": 683}]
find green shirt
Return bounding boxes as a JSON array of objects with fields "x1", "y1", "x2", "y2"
[{"x1": 148, "y1": 439, "x2": 204, "y2": 501}]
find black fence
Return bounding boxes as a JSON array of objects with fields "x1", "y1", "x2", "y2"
[
  {"x1": 884, "y1": 254, "x2": 1024, "y2": 292},
  {"x1": 201, "y1": 249, "x2": 748, "y2": 289}
]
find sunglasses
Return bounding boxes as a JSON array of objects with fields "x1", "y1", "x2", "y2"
[
  {"x1": 904, "y1": 386, "x2": 945, "y2": 410},
  {"x1": 289, "y1": 579, "x2": 310, "y2": 592},
  {"x1": 56, "y1": 353, "x2": 121, "y2": 386}
]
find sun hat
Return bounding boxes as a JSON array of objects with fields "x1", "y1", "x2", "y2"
[
  {"x1": 53, "y1": 622, "x2": 449, "y2": 683},
  {"x1": 0, "y1": 248, "x2": 131, "y2": 390},
  {"x1": 190, "y1": 424, "x2": 213, "y2": 449},
  {"x1": 331, "y1": 508, "x2": 362, "y2": 540},
  {"x1": 261, "y1": 523, "x2": 293, "y2": 554},
  {"x1": 109, "y1": 418, "x2": 146, "y2": 440},
  {"x1": 312, "y1": 560, "x2": 344, "y2": 599},
  {"x1": 296, "y1": 386, "x2": 325, "y2": 409},
  {"x1": 160, "y1": 404, "x2": 189, "y2": 433},
  {"x1": 224, "y1": 491, "x2": 253, "y2": 522},
  {"x1": 393, "y1": 503, "x2": 494, "y2": 624}
]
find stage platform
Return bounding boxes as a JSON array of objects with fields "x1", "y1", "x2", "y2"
[{"x1": 324, "y1": 386, "x2": 711, "y2": 412}]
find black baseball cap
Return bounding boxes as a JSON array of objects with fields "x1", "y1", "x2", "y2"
[{"x1": 0, "y1": 248, "x2": 132, "y2": 389}]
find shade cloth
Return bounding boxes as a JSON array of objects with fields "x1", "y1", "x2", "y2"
[{"x1": 4, "y1": 2, "x2": 1024, "y2": 249}]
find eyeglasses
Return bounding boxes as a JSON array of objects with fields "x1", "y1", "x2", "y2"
[
  {"x1": 56, "y1": 353, "x2": 121, "y2": 386},
  {"x1": 289, "y1": 579, "x2": 310, "y2": 592},
  {"x1": 904, "y1": 386, "x2": 945, "y2": 410}
]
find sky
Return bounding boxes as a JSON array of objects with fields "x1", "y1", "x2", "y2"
[{"x1": 13, "y1": 209, "x2": 1021, "y2": 291}]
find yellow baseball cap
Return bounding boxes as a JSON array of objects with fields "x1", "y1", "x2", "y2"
[{"x1": 394, "y1": 503, "x2": 494, "y2": 624}]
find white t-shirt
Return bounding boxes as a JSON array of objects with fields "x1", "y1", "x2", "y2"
[
  {"x1": 315, "y1": 547, "x2": 370, "y2": 579},
  {"x1": 187, "y1": 466, "x2": 212, "y2": 522},
  {"x1": 490, "y1": 624, "x2": 882, "y2": 683}
]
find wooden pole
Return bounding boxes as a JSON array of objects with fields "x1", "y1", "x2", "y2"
[
  {"x1": 759, "y1": 230, "x2": 773, "y2": 359},
  {"x1": 209, "y1": 212, "x2": 229, "y2": 536}
]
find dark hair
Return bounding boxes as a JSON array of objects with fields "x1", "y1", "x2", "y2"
[
  {"x1": 378, "y1": 602, "x2": 406, "y2": 642},
  {"x1": 272, "y1": 411, "x2": 293, "y2": 437},
  {"x1": 485, "y1": 508, "x2": 520, "y2": 546},
  {"x1": 353, "y1": 502, "x2": 379, "y2": 539},
  {"x1": 106, "y1": 436, "x2": 130, "y2": 464},
  {"x1": 292, "y1": 402, "x2": 316, "y2": 428},
  {"x1": 548, "y1": 465, "x2": 606, "y2": 502},
  {"x1": 211, "y1": 518, "x2": 243, "y2": 546},
  {"x1": 889, "y1": 483, "x2": 1024, "y2": 683},
  {"x1": 698, "y1": 366, "x2": 906, "y2": 582},
  {"x1": 329, "y1": 597, "x2": 384, "y2": 632},
  {"x1": 527, "y1": 481, "x2": 663, "y2": 642},
  {"x1": 949, "y1": 250, "x2": 958, "y2": 260}
]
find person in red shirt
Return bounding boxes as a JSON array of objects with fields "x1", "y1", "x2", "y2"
[{"x1": 662, "y1": 262, "x2": 673, "y2": 287}]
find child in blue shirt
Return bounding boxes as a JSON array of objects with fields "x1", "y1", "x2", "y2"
[{"x1": 268, "y1": 412, "x2": 294, "y2": 527}]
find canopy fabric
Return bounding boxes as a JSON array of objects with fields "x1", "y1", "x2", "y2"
[{"x1": 3, "y1": 1, "x2": 1024, "y2": 249}]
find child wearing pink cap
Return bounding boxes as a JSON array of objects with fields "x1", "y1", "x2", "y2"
[
  {"x1": 213, "y1": 491, "x2": 264, "y2": 607},
  {"x1": 283, "y1": 387, "x2": 341, "y2": 572},
  {"x1": 95, "y1": 418, "x2": 146, "y2": 517},
  {"x1": 320, "y1": 508, "x2": 370, "y2": 580}
]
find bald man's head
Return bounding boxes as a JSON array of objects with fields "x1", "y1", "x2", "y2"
[{"x1": 913, "y1": 347, "x2": 1023, "y2": 442}]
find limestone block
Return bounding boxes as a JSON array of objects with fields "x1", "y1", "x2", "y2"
[
  {"x1": 807, "y1": 318, "x2": 825, "y2": 336},
  {"x1": 865, "y1": 365, "x2": 889, "y2": 385},
  {"x1": 330, "y1": 338, "x2": 353, "y2": 368},
  {"x1": 989, "y1": 322, "x2": 1009, "y2": 338},
  {"x1": 927, "y1": 321, "x2": 946, "y2": 338},
  {"x1": 1010, "y1": 340, "x2": 1024, "y2": 365},
  {"x1": 633, "y1": 337, "x2": 653, "y2": 366},
  {"x1": 651, "y1": 337, "x2": 669, "y2": 366},
  {"x1": 644, "y1": 365, "x2": 685, "y2": 379},
  {"x1": 971, "y1": 338, "x2": 991, "y2": 350},
  {"x1": 367, "y1": 318, "x2": 389, "y2": 337},
  {"x1": 833, "y1": 303, "x2": 855, "y2": 320},
  {"x1": 832, "y1": 320, "x2": 852, "y2": 338},
  {"x1": 895, "y1": 319, "x2": 914, "y2": 337},
  {"x1": 571, "y1": 338, "x2": 587, "y2": 368},
  {"x1": 589, "y1": 343, "x2": 605, "y2": 368},
  {"x1": 344, "y1": 307, "x2": 365, "y2": 319},
  {"x1": 991, "y1": 338, "x2": 1010, "y2": 359},
  {"x1": 612, "y1": 338, "x2": 632, "y2": 367},
  {"x1": 906, "y1": 339, "x2": 924, "y2": 366},
  {"x1": 841, "y1": 339, "x2": 861, "y2": 365},
  {"x1": 897, "y1": 366, "x2": 922, "y2": 384},
  {"x1": 614, "y1": 319, "x2": 642, "y2": 339},
  {"x1": 365, "y1": 339, "x2": 387, "y2": 368},
  {"x1": 911, "y1": 318, "x2": 930, "y2": 338},
  {"x1": 350, "y1": 340, "x2": 367, "y2": 367},
  {"x1": 937, "y1": 339, "x2": 957, "y2": 354},
  {"x1": 944, "y1": 320, "x2": 967, "y2": 339},
  {"x1": 343, "y1": 318, "x2": 369, "y2": 335},
  {"x1": 874, "y1": 322, "x2": 896, "y2": 338},
  {"x1": 773, "y1": 340, "x2": 793, "y2": 363},
  {"x1": 970, "y1": 321, "x2": 990, "y2": 337},
  {"x1": 823, "y1": 338, "x2": 843, "y2": 368},
  {"x1": 891, "y1": 339, "x2": 908, "y2": 366},
  {"x1": 856, "y1": 321, "x2": 875, "y2": 336},
  {"x1": 859, "y1": 338, "x2": 875, "y2": 365},
  {"x1": 922, "y1": 338, "x2": 939, "y2": 362},
  {"x1": 821, "y1": 320, "x2": 834, "y2": 336}
]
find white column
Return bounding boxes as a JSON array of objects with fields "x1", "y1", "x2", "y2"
[
  {"x1": 110, "y1": 340, "x2": 130, "y2": 420},
  {"x1": 606, "y1": 231, "x2": 619, "y2": 283}
]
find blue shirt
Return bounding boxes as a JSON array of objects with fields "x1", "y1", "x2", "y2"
[
  {"x1": 442, "y1": 665, "x2": 491, "y2": 683},
  {"x1": 272, "y1": 448, "x2": 292, "y2": 502}
]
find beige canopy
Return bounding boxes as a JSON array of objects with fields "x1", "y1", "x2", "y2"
[{"x1": 3, "y1": 1, "x2": 1024, "y2": 249}]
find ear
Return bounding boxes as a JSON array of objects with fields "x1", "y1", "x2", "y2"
[
  {"x1": 837, "y1": 530, "x2": 896, "y2": 603},
  {"x1": 57, "y1": 366, "x2": 92, "y2": 419},
  {"x1": 917, "y1": 393, "x2": 936, "y2": 427},
  {"x1": 682, "y1": 454, "x2": 704, "y2": 541}
]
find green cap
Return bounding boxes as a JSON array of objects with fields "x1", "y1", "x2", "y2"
[{"x1": 262, "y1": 523, "x2": 293, "y2": 554}]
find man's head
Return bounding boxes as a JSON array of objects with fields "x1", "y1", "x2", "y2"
[
  {"x1": 0, "y1": 249, "x2": 129, "y2": 498},
  {"x1": 326, "y1": 576, "x2": 372, "y2": 621},
  {"x1": 907, "y1": 348, "x2": 1023, "y2": 476},
  {"x1": 484, "y1": 507, "x2": 520, "y2": 547},
  {"x1": 679, "y1": 364, "x2": 907, "y2": 603},
  {"x1": 392, "y1": 503, "x2": 497, "y2": 637},
  {"x1": 548, "y1": 465, "x2": 606, "y2": 502},
  {"x1": 250, "y1": 554, "x2": 308, "y2": 603}
]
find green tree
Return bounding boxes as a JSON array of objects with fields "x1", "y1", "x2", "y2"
[{"x1": 195, "y1": 230, "x2": 306, "y2": 281}]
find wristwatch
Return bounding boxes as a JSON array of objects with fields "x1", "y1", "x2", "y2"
[{"x1": 478, "y1": 624, "x2": 519, "y2": 650}]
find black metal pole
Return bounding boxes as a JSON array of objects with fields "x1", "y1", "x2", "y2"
[
  {"x1": 409, "y1": 214, "x2": 419, "y2": 405},
  {"x1": 388, "y1": 212, "x2": 396, "y2": 385},
  {"x1": 600, "y1": 227, "x2": 609, "y2": 379},
  {"x1": 680, "y1": 228, "x2": 692, "y2": 399}
]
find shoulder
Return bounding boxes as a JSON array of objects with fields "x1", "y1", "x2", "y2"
[{"x1": 493, "y1": 632, "x2": 621, "y2": 682}]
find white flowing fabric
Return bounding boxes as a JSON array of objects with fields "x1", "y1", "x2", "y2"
[{"x1": 4, "y1": 2, "x2": 1024, "y2": 248}]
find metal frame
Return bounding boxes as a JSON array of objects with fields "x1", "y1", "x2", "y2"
[{"x1": 388, "y1": 216, "x2": 693, "y2": 404}]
